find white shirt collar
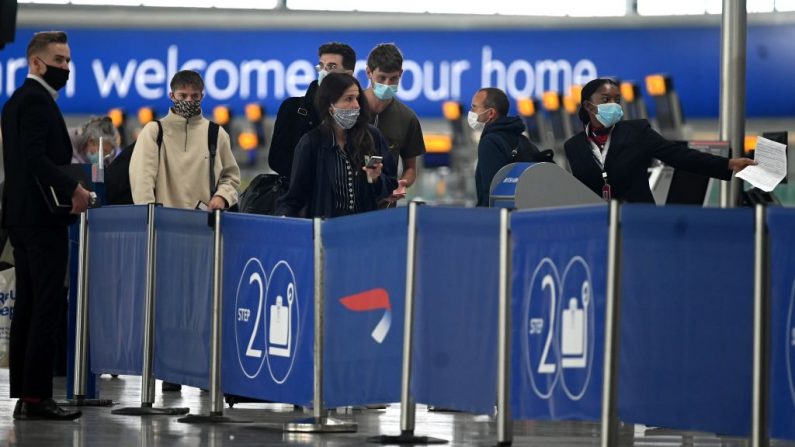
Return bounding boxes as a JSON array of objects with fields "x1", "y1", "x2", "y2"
[
  {"x1": 585, "y1": 123, "x2": 614, "y2": 169},
  {"x1": 27, "y1": 73, "x2": 59, "y2": 99}
]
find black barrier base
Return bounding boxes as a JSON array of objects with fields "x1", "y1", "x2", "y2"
[
  {"x1": 282, "y1": 416, "x2": 358, "y2": 433},
  {"x1": 111, "y1": 405, "x2": 190, "y2": 416},
  {"x1": 367, "y1": 431, "x2": 448, "y2": 444},
  {"x1": 177, "y1": 412, "x2": 253, "y2": 424},
  {"x1": 58, "y1": 398, "x2": 114, "y2": 407}
]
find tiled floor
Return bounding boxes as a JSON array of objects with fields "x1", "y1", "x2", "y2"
[{"x1": 0, "y1": 370, "x2": 792, "y2": 446}]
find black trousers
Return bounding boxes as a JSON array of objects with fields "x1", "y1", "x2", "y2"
[{"x1": 8, "y1": 226, "x2": 68, "y2": 399}]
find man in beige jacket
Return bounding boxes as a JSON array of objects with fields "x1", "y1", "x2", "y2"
[{"x1": 130, "y1": 70, "x2": 240, "y2": 211}]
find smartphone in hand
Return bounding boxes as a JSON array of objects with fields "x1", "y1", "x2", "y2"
[{"x1": 365, "y1": 155, "x2": 383, "y2": 168}]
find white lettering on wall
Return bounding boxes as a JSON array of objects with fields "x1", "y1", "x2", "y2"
[
  {"x1": 240, "y1": 59, "x2": 284, "y2": 99},
  {"x1": 1, "y1": 43, "x2": 597, "y2": 109},
  {"x1": 480, "y1": 45, "x2": 596, "y2": 99},
  {"x1": 206, "y1": 59, "x2": 239, "y2": 100},
  {"x1": 93, "y1": 59, "x2": 137, "y2": 98}
]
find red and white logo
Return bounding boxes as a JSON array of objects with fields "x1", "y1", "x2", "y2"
[{"x1": 339, "y1": 288, "x2": 392, "y2": 344}]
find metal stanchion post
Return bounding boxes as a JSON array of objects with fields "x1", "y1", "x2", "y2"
[
  {"x1": 600, "y1": 200, "x2": 622, "y2": 447},
  {"x1": 112, "y1": 203, "x2": 189, "y2": 416},
  {"x1": 61, "y1": 211, "x2": 113, "y2": 407},
  {"x1": 368, "y1": 202, "x2": 446, "y2": 444},
  {"x1": 751, "y1": 204, "x2": 770, "y2": 447},
  {"x1": 718, "y1": 0, "x2": 747, "y2": 208},
  {"x1": 496, "y1": 208, "x2": 512, "y2": 446},
  {"x1": 283, "y1": 218, "x2": 356, "y2": 432},
  {"x1": 180, "y1": 210, "x2": 251, "y2": 424}
]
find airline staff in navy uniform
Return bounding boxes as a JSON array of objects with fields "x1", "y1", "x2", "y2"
[
  {"x1": 1, "y1": 31, "x2": 91, "y2": 420},
  {"x1": 564, "y1": 78, "x2": 755, "y2": 203}
]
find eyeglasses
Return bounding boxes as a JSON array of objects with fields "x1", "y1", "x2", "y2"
[{"x1": 315, "y1": 62, "x2": 343, "y2": 73}]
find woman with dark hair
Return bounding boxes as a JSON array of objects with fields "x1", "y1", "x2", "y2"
[
  {"x1": 276, "y1": 72, "x2": 398, "y2": 217},
  {"x1": 564, "y1": 78, "x2": 754, "y2": 203}
]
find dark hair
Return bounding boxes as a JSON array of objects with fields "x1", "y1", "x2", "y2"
[
  {"x1": 577, "y1": 78, "x2": 620, "y2": 126},
  {"x1": 27, "y1": 31, "x2": 67, "y2": 59},
  {"x1": 367, "y1": 43, "x2": 403, "y2": 73},
  {"x1": 315, "y1": 72, "x2": 375, "y2": 169},
  {"x1": 318, "y1": 42, "x2": 357, "y2": 71},
  {"x1": 479, "y1": 87, "x2": 509, "y2": 117},
  {"x1": 170, "y1": 70, "x2": 204, "y2": 92}
]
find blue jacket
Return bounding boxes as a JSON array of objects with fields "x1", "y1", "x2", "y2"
[
  {"x1": 276, "y1": 124, "x2": 398, "y2": 218},
  {"x1": 475, "y1": 116, "x2": 532, "y2": 207}
]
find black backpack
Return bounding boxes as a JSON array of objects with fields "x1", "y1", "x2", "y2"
[
  {"x1": 269, "y1": 90, "x2": 318, "y2": 179},
  {"x1": 104, "y1": 120, "x2": 220, "y2": 205},
  {"x1": 237, "y1": 174, "x2": 289, "y2": 215},
  {"x1": 497, "y1": 133, "x2": 554, "y2": 164}
]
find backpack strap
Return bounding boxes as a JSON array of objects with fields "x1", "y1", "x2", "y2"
[
  {"x1": 495, "y1": 132, "x2": 520, "y2": 162},
  {"x1": 296, "y1": 94, "x2": 309, "y2": 117},
  {"x1": 208, "y1": 121, "x2": 220, "y2": 197},
  {"x1": 155, "y1": 120, "x2": 163, "y2": 151}
]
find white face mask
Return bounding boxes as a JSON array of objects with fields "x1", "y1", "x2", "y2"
[
  {"x1": 467, "y1": 110, "x2": 487, "y2": 131},
  {"x1": 317, "y1": 69, "x2": 330, "y2": 85}
]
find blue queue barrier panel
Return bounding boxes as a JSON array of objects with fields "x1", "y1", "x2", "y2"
[
  {"x1": 767, "y1": 207, "x2": 795, "y2": 442},
  {"x1": 220, "y1": 213, "x2": 314, "y2": 406},
  {"x1": 322, "y1": 209, "x2": 407, "y2": 408},
  {"x1": 152, "y1": 208, "x2": 212, "y2": 389},
  {"x1": 618, "y1": 205, "x2": 754, "y2": 436},
  {"x1": 411, "y1": 207, "x2": 500, "y2": 414},
  {"x1": 510, "y1": 204, "x2": 608, "y2": 421},
  {"x1": 87, "y1": 205, "x2": 148, "y2": 376}
]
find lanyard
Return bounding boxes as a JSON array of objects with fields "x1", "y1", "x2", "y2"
[
  {"x1": 585, "y1": 128, "x2": 612, "y2": 201},
  {"x1": 588, "y1": 151, "x2": 611, "y2": 201}
]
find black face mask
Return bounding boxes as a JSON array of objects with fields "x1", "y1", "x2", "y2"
[{"x1": 37, "y1": 57, "x2": 69, "y2": 91}]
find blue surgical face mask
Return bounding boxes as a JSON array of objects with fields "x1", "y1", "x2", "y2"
[
  {"x1": 373, "y1": 82, "x2": 398, "y2": 101},
  {"x1": 86, "y1": 151, "x2": 99, "y2": 164},
  {"x1": 593, "y1": 102, "x2": 624, "y2": 127}
]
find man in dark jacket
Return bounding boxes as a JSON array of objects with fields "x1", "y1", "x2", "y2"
[
  {"x1": 470, "y1": 87, "x2": 540, "y2": 206},
  {"x1": 1, "y1": 31, "x2": 91, "y2": 420},
  {"x1": 268, "y1": 42, "x2": 356, "y2": 179}
]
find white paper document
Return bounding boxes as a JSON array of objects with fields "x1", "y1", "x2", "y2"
[{"x1": 736, "y1": 136, "x2": 788, "y2": 192}]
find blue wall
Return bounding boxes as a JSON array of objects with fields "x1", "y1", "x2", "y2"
[{"x1": 2, "y1": 25, "x2": 794, "y2": 118}]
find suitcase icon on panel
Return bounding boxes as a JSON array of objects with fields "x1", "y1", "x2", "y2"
[
  {"x1": 561, "y1": 289, "x2": 587, "y2": 369},
  {"x1": 268, "y1": 283, "x2": 294, "y2": 358}
]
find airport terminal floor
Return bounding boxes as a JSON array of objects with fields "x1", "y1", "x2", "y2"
[{"x1": 0, "y1": 370, "x2": 790, "y2": 447}]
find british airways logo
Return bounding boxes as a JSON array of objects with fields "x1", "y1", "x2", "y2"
[{"x1": 339, "y1": 288, "x2": 392, "y2": 344}]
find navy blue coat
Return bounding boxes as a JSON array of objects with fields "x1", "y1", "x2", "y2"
[
  {"x1": 276, "y1": 124, "x2": 398, "y2": 218},
  {"x1": 475, "y1": 116, "x2": 537, "y2": 207}
]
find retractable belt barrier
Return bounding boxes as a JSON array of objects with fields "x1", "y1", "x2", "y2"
[
  {"x1": 88, "y1": 205, "x2": 149, "y2": 375},
  {"x1": 618, "y1": 205, "x2": 754, "y2": 437},
  {"x1": 220, "y1": 212, "x2": 314, "y2": 407},
  {"x1": 510, "y1": 204, "x2": 608, "y2": 421},
  {"x1": 411, "y1": 207, "x2": 501, "y2": 414},
  {"x1": 322, "y1": 209, "x2": 406, "y2": 408},
  {"x1": 153, "y1": 208, "x2": 213, "y2": 390},
  {"x1": 767, "y1": 207, "x2": 795, "y2": 441},
  {"x1": 79, "y1": 203, "x2": 795, "y2": 444}
]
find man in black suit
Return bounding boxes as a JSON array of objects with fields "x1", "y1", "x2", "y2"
[{"x1": 1, "y1": 30, "x2": 91, "y2": 420}]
